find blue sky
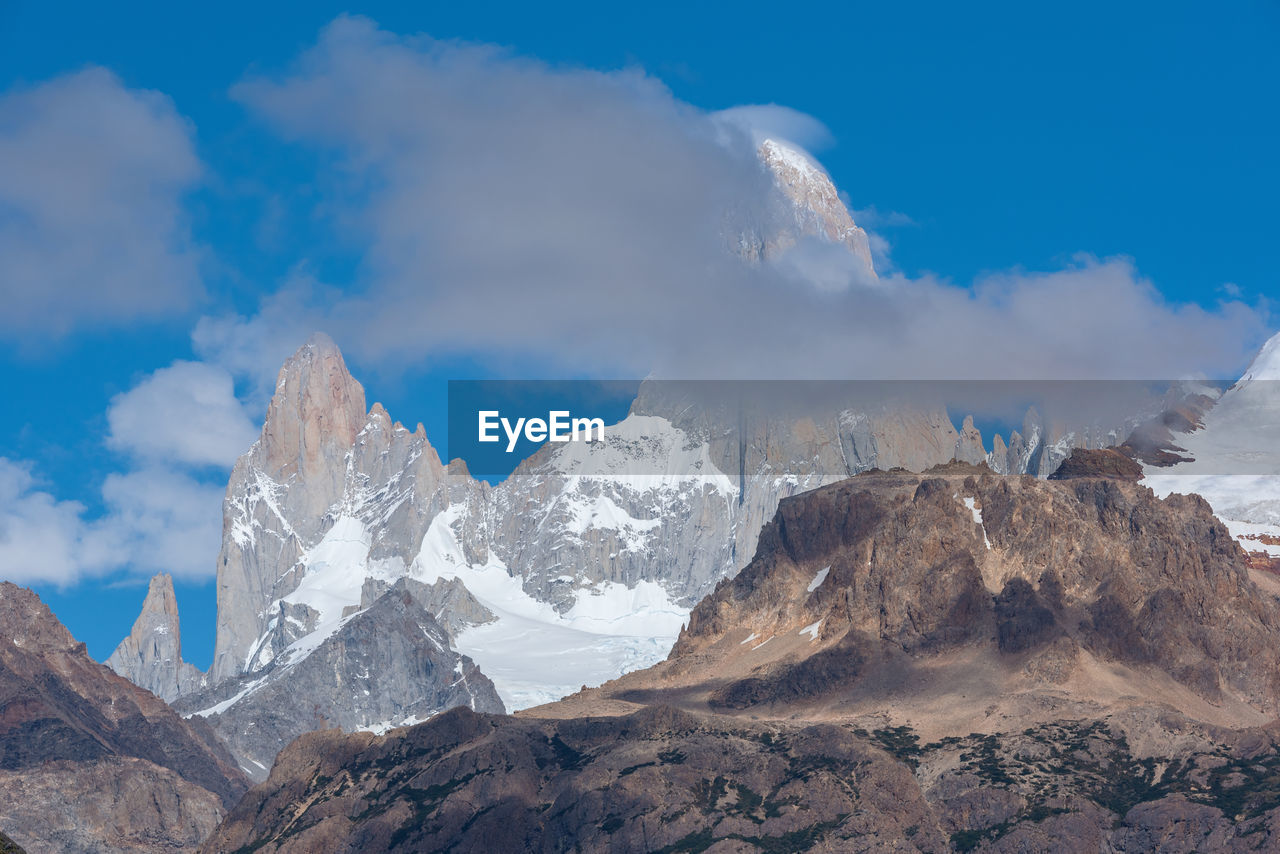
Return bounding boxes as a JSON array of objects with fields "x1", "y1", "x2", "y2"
[{"x1": 0, "y1": 1, "x2": 1276, "y2": 668}]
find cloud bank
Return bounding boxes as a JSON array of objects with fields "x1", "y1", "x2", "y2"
[
  {"x1": 0, "y1": 68, "x2": 204, "y2": 339},
  {"x1": 1, "y1": 17, "x2": 1272, "y2": 587},
  {"x1": 227, "y1": 16, "x2": 1266, "y2": 381}
]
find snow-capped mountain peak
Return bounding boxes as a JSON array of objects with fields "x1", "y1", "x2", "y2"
[
  {"x1": 757, "y1": 137, "x2": 877, "y2": 283},
  {"x1": 1240, "y1": 330, "x2": 1280, "y2": 384}
]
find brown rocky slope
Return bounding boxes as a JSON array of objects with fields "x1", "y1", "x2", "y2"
[
  {"x1": 203, "y1": 461, "x2": 1280, "y2": 852},
  {"x1": 0, "y1": 582, "x2": 248, "y2": 853},
  {"x1": 625, "y1": 460, "x2": 1280, "y2": 733}
]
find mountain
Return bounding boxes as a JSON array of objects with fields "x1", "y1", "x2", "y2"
[
  {"x1": 143, "y1": 336, "x2": 1158, "y2": 764},
  {"x1": 620, "y1": 461, "x2": 1280, "y2": 729},
  {"x1": 177, "y1": 577, "x2": 503, "y2": 780},
  {"x1": 106, "y1": 572, "x2": 205, "y2": 702},
  {"x1": 201, "y1": 338, "x2": 999, "y2": 715},
  {"x1": 0, "y1": 582, "x2": 247, "y2": 853},
  {"x1": 103, "y1": 139, "x2": 1151, "y2": 730},
  {"x1": 105, "y1": 139, "x2": 1206, "y2": 778},
  {"x1": 1143, "y1": 331, "x2": 1280, "y2": 571},
  {"x1": 757, "y1": 137, "x2": 877, "y2": 283},
  {"x1": 210, "y1": 331, "x2": 399, "y2": 685},
  {"x1": 196, "y1": 335, "x2": 691, "y2": 755},
  {"x1": 199, "y1": 463, "x2": 1280, "y2": 852},
  {"x1": 202, "y1": 704, "x2": 949, "y2": 853}
]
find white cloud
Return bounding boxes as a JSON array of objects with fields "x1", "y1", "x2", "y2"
[
  {"x1": 0, "y1": 456, "x2": 225, "y2": 586},
  {"x1": 228, "y1": 17, "x2": 1268, "y2": 381},
  {"x1": 0, "y1": 459, "x2": 92, "y2": 585},
  {"x1": 191, "y1": 277, "x2": 330, "y2": 406},
  {"x1": 851, "y1": 205, "x2": 916, "y2": 228},
  {"x1": 0, "y1": 356, "x2": 258, "y2": 586},
  {"x1": 107, "y1": 360, "x2": 258, "y2": 468},
  {"x1": 711, "y1": 104, "x2": 834, "y2": 151},
  {"x1": 0, "y1": 67, "x2": 203, "y2": 338},
  {"x1": 98, "y1": 467, "x2": 225, "y2": 581}
]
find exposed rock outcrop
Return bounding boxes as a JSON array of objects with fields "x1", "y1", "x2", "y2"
[
  {"x1": 211, "y1": 332, "x2": 383, "y2": 684},
  {"x1": 351, "y1": 575, "x2": 495, "y2": 637},
  {"x1": 0, "y1": 582, "x2": 247, "y2": 853},
  {"x1": 202, "y1": 703, "x2": 1280, "y2": 853},
  {"x1": 1048, "y1": 447, "x2": 1144, "y2": 481},
  {"x1": 658, "y1": 464, "x2": 1280, "y2": 725},
  {"x1": 178, "y1": 578, "x2": 503, "y2": 781},
  {"x1": 954, "y1": 414, "x2": 987, "y2": 464},
  {"x1": 106, "y1": 572, "x2": 205, "y2": 702}
]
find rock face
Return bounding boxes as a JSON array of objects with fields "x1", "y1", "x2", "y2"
[
  {"x1": 0, "y1": 582, "x2": 247, "y2": 853},
  {"x1": 1142, "y1": 332, "x2": 1280, "y2": 565},
  {"x1": 201, "y1": 705, "x2": 947, "y2": 854},
  {"x1": 353, "y1": 575, "x2": 496, "y2": 638},
  {"x1": 662, "y1": 464, "x2": 1280, "y2": 725},
  {"x1": 211, "y1": 332, "x2": 394, "y2": 684},
  {"x1": 757, "y1": 137, "x2": 878, "y2": 283},
  {"x1": 106, "y1": 572, "x2": 205, "y2": 702},
  {"x1": 179, "y1": 578, "x2": 503, "y2": 781},
  {"x1": 187, "y1": 336, "x2": 1177, "y2": 725},
  {"x1": 954, "y1": 414, "x2": 987, "y2": 464},
  {"x1": 156, "y1": 144, "x2": 1169, "y2": 728},
  {"x1": 1048, "y1": 446, "x2": 1144, "y2": 481},
  {"x1": 202, "y1": 463, "x2": 1280, "y2": 852},
  {"x1": 147, "y1": 329, "x2": 1210, "y2": 781},
  {"x1": 202, "y1": 698, "x2": 1280, "y2": 853}
]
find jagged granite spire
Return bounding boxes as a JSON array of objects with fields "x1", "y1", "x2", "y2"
[
  {"x1": 209, "y1": 332, "x2": 464, "y2": 685},
  {"x1": 106, "y1": 573, "x2": 204, "y2": 702},
  {"x1": 210, "y1": 332, "x2": 370, "y2": 683}
]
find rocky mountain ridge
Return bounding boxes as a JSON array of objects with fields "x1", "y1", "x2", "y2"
[
  {"x1": 177, "y1": 576, "x2": 503, "y2": 780},
  {"x1": 110, "y1": 334, "x2": 1186, "y2": 783},
  {"x1": 109, "y1": 137, "x2": 1166, "y2": 728},
  {"x1": 106, "y1": 572, "x2": 205, "y2": 702},
  {"x1": 1142, "y1": 330, "x2": 1280, "y2": 573},
  {"x1": 0, "y1": 582, "x2": 247, "y2": 853},
  {"x1": 200, "y1": 460, "x2": 1280, "y2": 852}
]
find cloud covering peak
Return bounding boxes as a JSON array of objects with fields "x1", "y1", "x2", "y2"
[{"x1": 225, "y1": 16, "x2": 1267, "y2": 381}]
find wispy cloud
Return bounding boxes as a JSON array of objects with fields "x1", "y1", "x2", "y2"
[
  {"x1": 711, "y1": 104, "x2": 834, "y2": 151},
  {"x1": 851, "y1": 205, "x2": 916, "y2": 228},
  {"x1": 0, "y1": 459, "x2": 106, "y2": 586},
  {"x1": 107, "y1": 360, "x2": 258, "y2": 468},
  {"x1": 0, "y1": 68, "x2": 204, "y2": 340}
]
